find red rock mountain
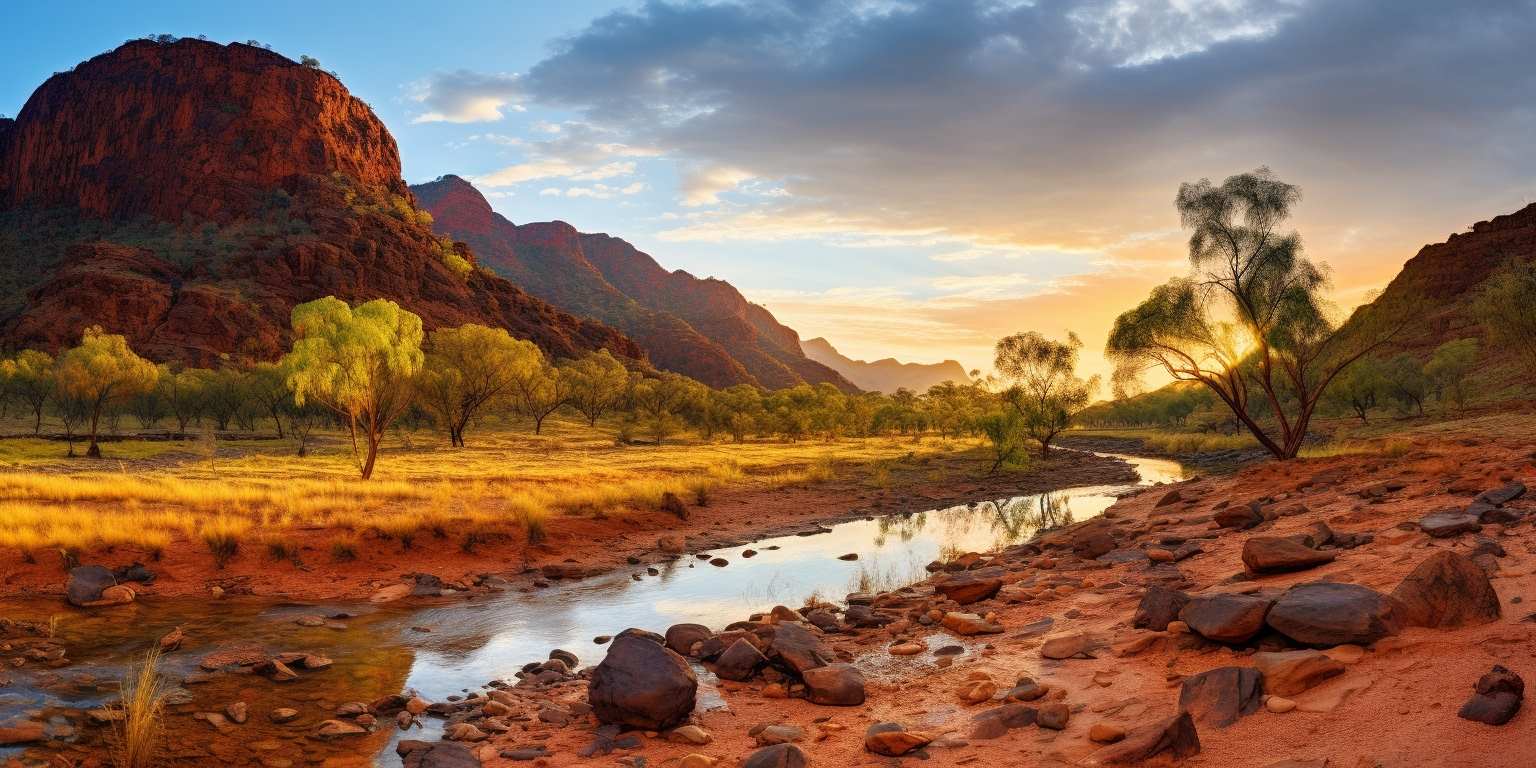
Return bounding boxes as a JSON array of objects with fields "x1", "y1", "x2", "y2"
[
  {"x1": 800, "y1": 336, "x2": 970, "y2": 395},
  {"x1": 1341, "y1": 202, "x2": 1536, "y2": 358},
  {"x1": 413, "y1": 175, "x2": 856, "y2": 391},
  {"x1": 0, "y1": 39, "x2": 642, "y2": 366}
]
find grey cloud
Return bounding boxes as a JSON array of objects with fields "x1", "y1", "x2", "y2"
[{"x1": 520, "y1": 0, "x2": 1536, "y2": 249}]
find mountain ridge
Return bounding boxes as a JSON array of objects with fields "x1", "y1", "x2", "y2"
[{"x1": 800, "y1": 336, "x2": 970, "y2": 394}]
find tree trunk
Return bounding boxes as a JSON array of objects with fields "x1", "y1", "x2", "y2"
[
  {"x1": 360, "y1": 428, "x2": 380, "y2": 480},
  {"x1": 270, "y1": 409, "x2": 285, "y2": 439},
  {"x1": 32, "y1": 405, "x2": 42, "y2": 436},
  {"x1": 86, "y1": 405, "x2": 102, "y2": 458}
]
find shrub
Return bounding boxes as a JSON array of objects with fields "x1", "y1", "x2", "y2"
[
  {"x1": 199, "y1": 518, "x2": 249, "y2": 569},
  {"x1": 112, "y1": 648, "x2": 166, "y2": 768},
  {"x1": 330, "y1": 539, "x2": 358, "y2": 562}
]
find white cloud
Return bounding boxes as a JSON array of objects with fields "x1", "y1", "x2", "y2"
[
  {"x1": 408, "y1": 70, "x2": 525, "y2": 124},
  {"x1": 680, "y1": 166, "x2": 755, "y2": 206}
]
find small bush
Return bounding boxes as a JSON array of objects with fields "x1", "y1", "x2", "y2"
[
  {"x1": 330, "y1": 539, "x2": 358, "y2": 562},
  {"x1": 112, "y1": 647, "x2": 166, "y2": 768},
  {"x1": 660, "y1": 491, "x2": 688, "y2": 520},
  {"x1": 199, "y1": 518, "x2": 249, "y2": 569},
  {"x1": 263, "y1": 536, "x2": 300, "y2": 563}
]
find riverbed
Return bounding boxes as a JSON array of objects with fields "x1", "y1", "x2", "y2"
[{"x1": 0, "y1": 452, "x2": 1184, "y2": 766}]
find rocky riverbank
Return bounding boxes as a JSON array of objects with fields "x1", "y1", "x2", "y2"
[{"x1": 1059, "y1": 434, "x2": 1272, "y2": 472}]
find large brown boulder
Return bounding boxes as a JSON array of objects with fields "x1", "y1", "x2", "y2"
[
  {"x1": 1177, "y1": 667, "x2": 1264, "y2": 727},
  {"x1": 1179, "y1": 593, "x2": 1274, "y2": 644},
  {"x1": 65, "y1": 565, "x2": 118, "y2": 607},
  {"x1": 1458, "y1": 665, "x2": 1523, "y2": 726},
  {"x1": 664, "y1": 623, "x2": 712, "y2": 656},
  {"x1": 766, "y1": 623, "x2": 835, "y2": 675},
  {"x1": 1265, "y1": 582, "x2": 1400, "y2": 647},
  {"x1": 588, "y1": 634, "x2": 697, "y2": 730},
  {"x1": 1390, "y1": 551, "x2": 1501, "y2": 628},
  {"x1": 712, "y1": 638, "x2": 768, "y2": 682},
  {"x1": 1241, "y1": 537, "x2": 1336, "y2": 574}
]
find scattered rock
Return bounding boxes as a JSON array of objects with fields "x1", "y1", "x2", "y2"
[
  {"x1": 803, "y1": 663, "x2": 867, "y2": 706},
  {"x1": 1265, "y1": 696, "x2": 1296, "y2": 713},
  {"x1": 1215, "y1": 505, "x2": 1262, "y2": 530},
  {"x1": 668, "y1": 725, "x2": 712, "y2": 745},
  {"x1": 865, "y1": 722, "x2": 934, "y2": 756},
  {"x1": 754, "y1": 724, "x2": 805, "y2": 746},
  {"x1": 1089, "y1": 723, "x2": 1126, "y2": 743},
  {"x1": 664, "y1": 623, "x2": 712, "y2": 657},
  {"x1": 1179, "y1": 593, "x2": 1274, "y2": 644},
  {"x1": 1476, "y1": 481, "x2": 1526, "y2": 506},
  {"x1": 1083, "y1": 712, "x2": 1201, "y2": 765},
  {"x1": 1266, "y1": 582, "x2": 1400, "y2": 647},
  {"x1": 969, "y1": 703, "x2": 1037, "y2": 739},
  {"x1": 65, "y1": 565, "x2": 118, "y2": 607},
  {"x1": 397, "y1": 740, "x2": 482, "y2": 768},
  {"x1": 1041, "y1": 632, "x2": 1095, "y2": 659},
  {"x1": 369, "y1": 583, "x2": 412, "y2": 603},
  {"x1": 269, "y1": 708, "x2": 299, "y2": 723},
  {"x1": 1241, "y1": 537, "x2": 1336, "y2": 574},
  {"x1": 935, "y1": 572, "x2": 1003, "y2": 605},
  {"x1": 1038, "y1": 702, "x2": 1071, "y2": 730},
  {"x1": 1178, "y1": 666, "x2": 1264, "y2": 727},
  {"x1": 713, "y1": 638, "x2": 769, "y2": 682},
  {"x1": 1133, "y1": 585, "x2": 1189, "y2": 631},
  {"x1": 744, "y1": 743, "x2": 809, "y2": 768},
  {"x1": 588, "y1": 634, "x2": 698, "y2": 730},
  {"x1": 0, "y1": 721, "x2": 46, "y2": 745},
  {"x1": 1390, "y1": 551, "x2": 1502, "y2": 628},
  {"x1": 767, "y1": 623, "x2": 836, "y2": 675},
  {"x1": 314, "y1": 719, "x2": 368, "y2": 739},
  {"x1": 941, "y1": 612, "x2": 1002, "y2": 636},
  {"x1": 1253, "y1": 650, "x2": 1345, "y2": 697},
  {"x1": 1417, "y1": 511, "x2": 1481, "y2": 539},
  {"x1": 1458, "y1": 665, "x2": 1523, "y2": 726}
]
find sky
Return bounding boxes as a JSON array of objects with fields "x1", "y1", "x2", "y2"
[{"x1": 6, "y1": 0, "x2": 1536, "y2": 385}]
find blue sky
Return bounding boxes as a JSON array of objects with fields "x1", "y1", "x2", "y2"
[{"x1": 7, "y1": 1, "x2": 1536, "y2": 381}]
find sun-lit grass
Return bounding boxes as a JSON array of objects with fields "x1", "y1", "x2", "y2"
[
  {"x1": 112, "y1": 647, "x2": 167, "y2": 768},
  {"x1": 1072, "y1": 428, "x2": 1258, "y2": 454},
  {"x1": 0, "y1": 416, "x2": 981, "y2": 554},
  {"x1": 1298, "y1": 436, "x2": 1415, "y2": 459}
]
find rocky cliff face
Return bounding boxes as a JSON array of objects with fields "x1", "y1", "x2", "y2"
[
  {"x1": 0, "y1": 39, "x2": 642, "y2": 366},
  {"x1": 414, "y1": 175, "x2": 856, "y2": 391},
  {"x1": 1341, "y1": 202, "x2": 1536, "y2": 358},
  {"x1": 801, "y1": 337, "x2": 970, "y2": 395}
]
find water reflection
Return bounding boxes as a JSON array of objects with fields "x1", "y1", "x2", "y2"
[{"x1": 0, "y1": 452, "x2": 1184, "y2": 766}]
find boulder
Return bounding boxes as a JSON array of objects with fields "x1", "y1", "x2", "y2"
[
  {"x1": 712, "y1": 638, "x2": 768, "y2": 682},
  {"x1": 588, "y1": 635, "x2": 698, "y2": 730},
  {"x1": 934, "y1": 572, "x2": 1003, "y2": 605},
  {"x1": 1265, "y1": 582, "x2": 1400, "y2": 647},
  {"x1": 1418, "y1": 511, "x2": 1481, "y2": 538},
  {"x1": 1082, "y1": 712, "x2": 1201, "y2": 766},
  {"x1": 1178, "y1": 667, "x2": 1264, "y2": 727},
  {"x1": 1072, "y1": 522, "x2": 1118, "y2": 559},
  {"x1": 396, "y1": 740, "x2": 482, "y2": 768},
  {"x1": 969, "y1": 703, "x2": 1038, "y2": 739},
  {"x1": 864, "y1": 722, "x2": 933, "y2": 756},
  {"x1": 1040, "y1": 632, "x2": 1095, "y2": 659},
  {"x1": 1038, "y1": 702, "x2": 1071, "y2": 730},
  {"x1": 766, "y1": 623, "x2": 835, "y2": 675},
  {"x1": 1457, "y1": 666, "x2": 1523, "y2": 726},
  {"x1": 65, "y1": 565, "x2": 118, "y2": 607},
  {"x1": 664, "y1": 623, "x2": 712, "y2": 656},
  {"x1": 743, "y1": 743, "x2": 809, "y2": 768},
  {"x1": 1390, "y1": 551, "x2": 1501, "y2": 628},
  {"x1": 1253, "y1": 650, "x2": 1345, "y2": 697},
  {"x1": 1214, "y1": 505, "x2": 1262, "y2": 530},
  {"x1": 1179, "y1": 593, "x2": 1274, "y2": 644},
  {"x1": 802, "y1": 663, "x2": 866, "y2": 706},
  {"x1": 1241, "y1": 537, "x2": 1336, "y2": 574},
  {"x1": 1132, "y1": 585, "x2": 1189, "y2": 632}
]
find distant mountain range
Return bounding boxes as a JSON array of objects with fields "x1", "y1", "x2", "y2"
[
  {"x1": 800, "y1": 337, "x2": 970, "y2": 394},
  {"x1": 412, "y1": 176, "x2": 854, "y2": 391}
]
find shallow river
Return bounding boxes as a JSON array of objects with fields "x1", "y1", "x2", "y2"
[{"x1": 0, "y1": 452, "x2": 1183, "y2": 765}]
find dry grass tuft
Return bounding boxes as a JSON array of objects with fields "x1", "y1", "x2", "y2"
[{"x1": 112, "y1": 647, "x2": 166, "y2": 768}]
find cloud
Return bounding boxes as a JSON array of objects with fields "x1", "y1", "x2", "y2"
[
  {"x1": 515, "y1": 0, "x2": 1536, "y2": 375},
  {"x1": 408, "y1": 70, "x2": 525, "y2": 123},
  {"x1": 471, "y1": 122, "x2": 661, "y2": 188}
]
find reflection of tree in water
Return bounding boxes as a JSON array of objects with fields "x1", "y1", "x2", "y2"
[
  {"x1": 982, "y1": 492, "x2": 1077, "y2": 547},
  {"x1": 872, "y1": 511, "x2": 928, "y2": 547}
]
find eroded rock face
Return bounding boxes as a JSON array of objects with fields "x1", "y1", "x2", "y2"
[
  {"x1": 0, "y1": 39, "x2": 643, "y2": 368},
  {"x1": 1083, "y1": 712, "x2": 1201, "y2": 765},
  {"x1": 588, "y1": 635, "x2": 698, "y2": 730},
  {"x1": 1133, "y1": 585, "x2": 1189, "y2": 632},
  {"x1": 1265, "y1": 582, "x2": 1400, "y2": 647},
  {"x1": 1178, "y1": 667, "x2": 1264, "y2": 727},
  {"x1": 934, "y1": 571, "x2": 1003, "y2": 605},
  {"x1": 1253, "y1": 650, "x2": 1345, "y2": 697},
  {"x1": 1390, "y1": 551, "x2": 1501, "y2": 628},
  {"x1": 802, "y1": 663, "x2": 867, "y2": 706}
]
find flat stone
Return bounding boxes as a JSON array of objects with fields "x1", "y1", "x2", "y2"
[
  {"x1": 743, "y1": 743, "x2": 809, "y2": 768},
  {"x1": 1082, "y1": 712, "x2": 1201, "y2": 766},
  {"x1": 942, "y1": 612, "x2": 1002, "y2": 636},
  {"x1": 934, "y1": 572, "x2": 1003, "y2": 605},
  {"x1": 1475, "y1": 481, "x2": 1526, "y2": 506},
  {"x1": 969, "y1": 703, "x2": 1037, "y2": 739},
  {"x1": 1418, "y1": 511, "x2": 1481, "y2": 538},
  {"x1": 1241, "y1": 537, "x2": 1336, "y2": 574},
  {"x1": 1253, "y1": 650, "x2": 1345, "y2": 697},
  {"x1": 864, "y1": 722, "x2": 933, "y2": 756}
]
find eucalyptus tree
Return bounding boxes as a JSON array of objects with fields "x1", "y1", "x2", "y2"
[
  {"x1": 995, "y1": 331, "x2": 1098, "y2": 457},
  {"x1": 1107, "y1": 168, "x2": 1396, "y2": 459},
  {"x1": 282, "y1": 297, "x2": 424, "y2": 479},
  {"x1": 53, "y1": 326, "x2": 159, "y2": 458},
  {"x1": 417, "y1": 323, "x2": 539, "y2": 446}
]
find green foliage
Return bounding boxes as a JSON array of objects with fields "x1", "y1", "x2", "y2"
[
  {"x1": 978, "y1": 410, "x2": 1028, "y2": 474},
  {"x1": 1323, "y1": 357, "x2": 1384, "y2": 422},
  {"x1": 1107, "y1": 168, "x2": 1394, "y2": 458},
  {"x1": 417, "y1": 324, "x2": 541, "y2": 446},
  {"x1": 1379, "y1": 353, "x2": 1429, "y2": 416},
  {"x1": 1472, "y1": 260, "x2": 1536, "y2": 372},
  {"x1": 995, "y1": 331, "x2": 1097, "y2": 457},
  {"x1": 282, "y1": 297, "x2": 425, "y2": 479},
  {"x1": 563, "y1": 350, "x2": 633, "y2": 427},
  {"x1": 1426, "y1": 338, "x2": 1478, "y2": 415},
  {"x1": 53, "y1": 326, "x2": 159, "y2": 457}
]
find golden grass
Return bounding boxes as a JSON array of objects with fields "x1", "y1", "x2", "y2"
[
  {"x1": 112, "y1": 647, "x2": 166, "y2": 768},
  {"x1": 0, "y1": 417, "x2": 976, "y2": 553}
]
